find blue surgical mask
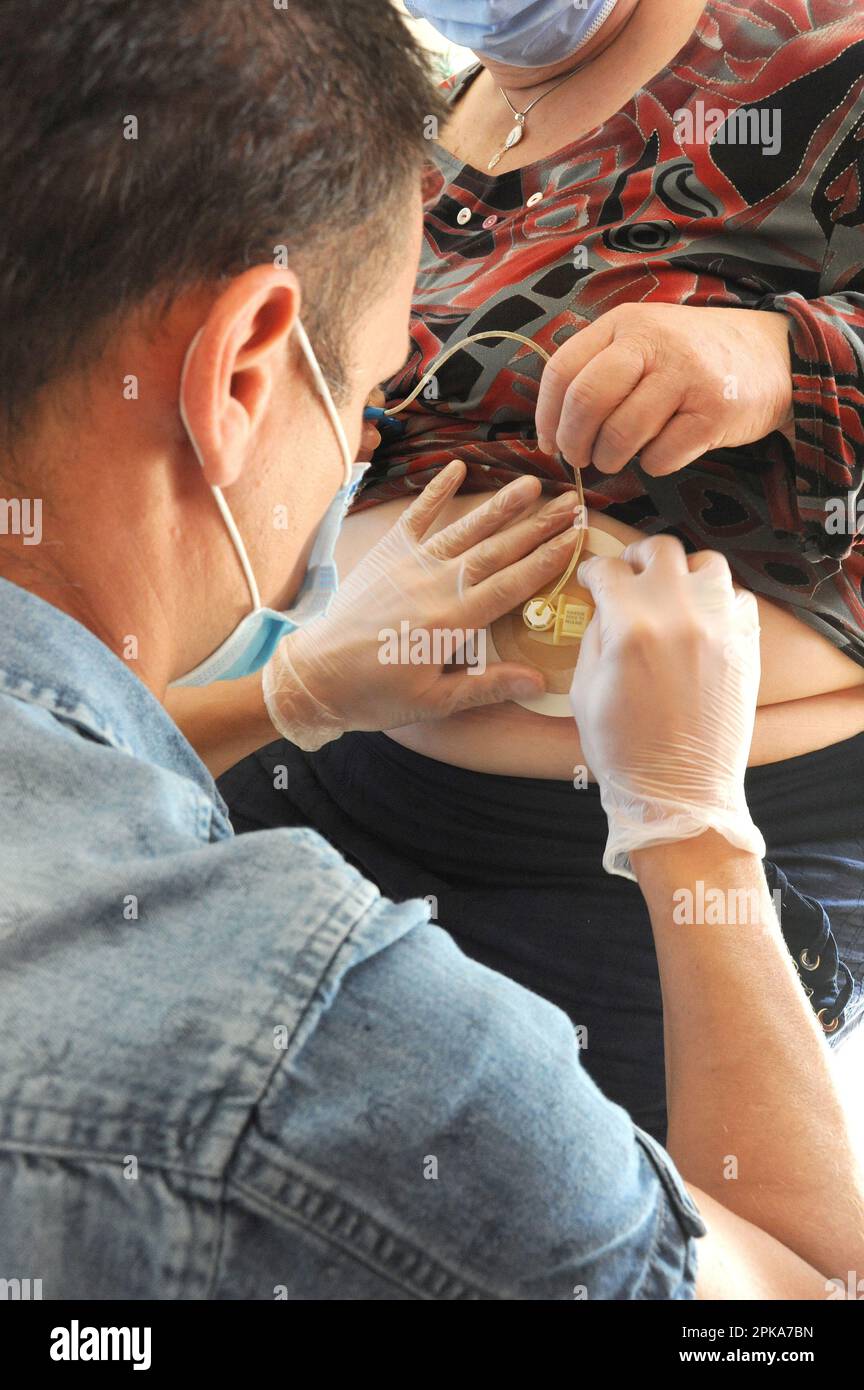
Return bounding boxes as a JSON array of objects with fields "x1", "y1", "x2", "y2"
[
  {"x1": 171, "y1": 320, "x2": 366, "y2": 688},
  {"x1": 405, "y1": 0, "x2": 620, "y2": 69}
]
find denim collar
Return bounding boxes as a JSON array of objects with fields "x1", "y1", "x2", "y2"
[{"x1": 0, "y1": 575, "x2": 227, "y2": 819}]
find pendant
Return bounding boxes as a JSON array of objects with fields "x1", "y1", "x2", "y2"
[{"x1": 487, "y1": 118, "x2": 524, "y2": 171}]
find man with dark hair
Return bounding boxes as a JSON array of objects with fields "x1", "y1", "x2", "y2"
[
  {"x1": 0, "y1": 0, "x2": 862, "y2": 1301},
  {"x1": 0, "y1": 0, "x2": 439, "y2": 426}
]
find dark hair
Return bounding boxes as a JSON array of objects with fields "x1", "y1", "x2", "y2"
[{"x1": 0, "y1": 0, "x2": 445, "y2": 435}]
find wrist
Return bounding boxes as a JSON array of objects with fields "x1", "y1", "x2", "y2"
[
  {"x1": 600, "y1": 781, "x2": 766, "y2": 880},
  {"x1": 631, "y1": 829, "x2": 764, "y2": 889},
  {"x1": 263, "y1": 636, "x2": 345, "y2": 751},
  {"x1": 631, "y1": 831, "x2": 782, "y2": 938},
  {"x1": 759, "y1": 307, "x2": 795, "y2": 432}
]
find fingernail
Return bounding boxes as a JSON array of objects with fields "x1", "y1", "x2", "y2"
[
  {"x1": 537, "y1": 436, "x2": 553, "y2": 455},
  {"x1": 513, "y1": 678, "x2": 541, "y2": 698}
]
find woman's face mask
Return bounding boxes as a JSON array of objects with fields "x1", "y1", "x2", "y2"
[{"x1": 405, "y1": 0, "x2": 621, "y2": 70}]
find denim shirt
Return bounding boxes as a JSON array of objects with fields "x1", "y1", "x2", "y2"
[{"x1": 0, "y1": 577, "x2": 706, "y2": 1300}]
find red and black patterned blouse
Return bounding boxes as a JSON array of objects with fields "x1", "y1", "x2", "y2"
[{"x1": 359, "y1": 0, "x2": 864, "y2": 667}]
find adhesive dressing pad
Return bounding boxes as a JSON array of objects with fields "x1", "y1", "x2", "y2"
[{"x1": 487, "y1": 526, "x2": 626, "y2": 717}]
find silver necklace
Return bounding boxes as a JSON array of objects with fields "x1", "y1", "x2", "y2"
[{"x1": 488, "y1": 57, "x2": 596, "y2": 171}]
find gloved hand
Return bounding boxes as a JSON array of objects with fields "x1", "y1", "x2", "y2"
[
  {"x1": 570, "y1": 535, "x2": 767, "y2": 879},
  {"x1": 263, "y1": 460, "x2": 583, "y2": 750}
]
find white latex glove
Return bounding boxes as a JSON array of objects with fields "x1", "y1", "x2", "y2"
[
  {"x1": 570, "y1": 535, "x2": 766, "y2": 879},
  {"x1": 264, "y1": 461, "x2": 583, "y2": 750}
]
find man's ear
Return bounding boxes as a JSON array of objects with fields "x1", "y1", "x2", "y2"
[{"x1": 179, "y1": 265, "x2": 301, "y2": 489}]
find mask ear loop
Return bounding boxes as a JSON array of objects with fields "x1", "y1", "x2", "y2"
[
  {"x1": 179, "y1": 318, "x2": 355, "y2": 623},
  {"x1": 383, "y1": 330, "x2": 586, "y2": 628},
  {"x1": 294, "y1": 320, "x2": 354, "y2": 488}
]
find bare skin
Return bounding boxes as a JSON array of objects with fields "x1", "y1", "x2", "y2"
[
  {"x1": 169, "y1": 0, "x2": 864, "y2": 778},
  {"x1": 633, "y1": 831, "x2": 864, "y2": 1299},
  {"x1": 337, "y1": 492, "x2": 864, "y2": 778},
  {"x1": 441, "y1": 0, "x2": 705, "y2": 177},
  {"x1": 167, "y1": 485, "x2": 864, "y2": 780},
  {"x1": 5, "y1": 0, "x2": 862, "y2": 1302},
  {"x1": 349, "y1": 0, "x2": 864, "y2": 775}
]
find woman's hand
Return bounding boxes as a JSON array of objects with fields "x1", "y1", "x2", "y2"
[{"x1": 535, "y1": 303, "x2": 794, "y2": 477}]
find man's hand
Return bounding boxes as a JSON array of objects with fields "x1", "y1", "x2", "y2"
[
  {"x1": 263, "y1": 461, "x2": 583, "y2": 749},
  {"x1": 570, "y1": 535, "x2": 766, "y2": 875},
  {"x1": 535, "y1": 303, "x2": 794, "y2": 475}
]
